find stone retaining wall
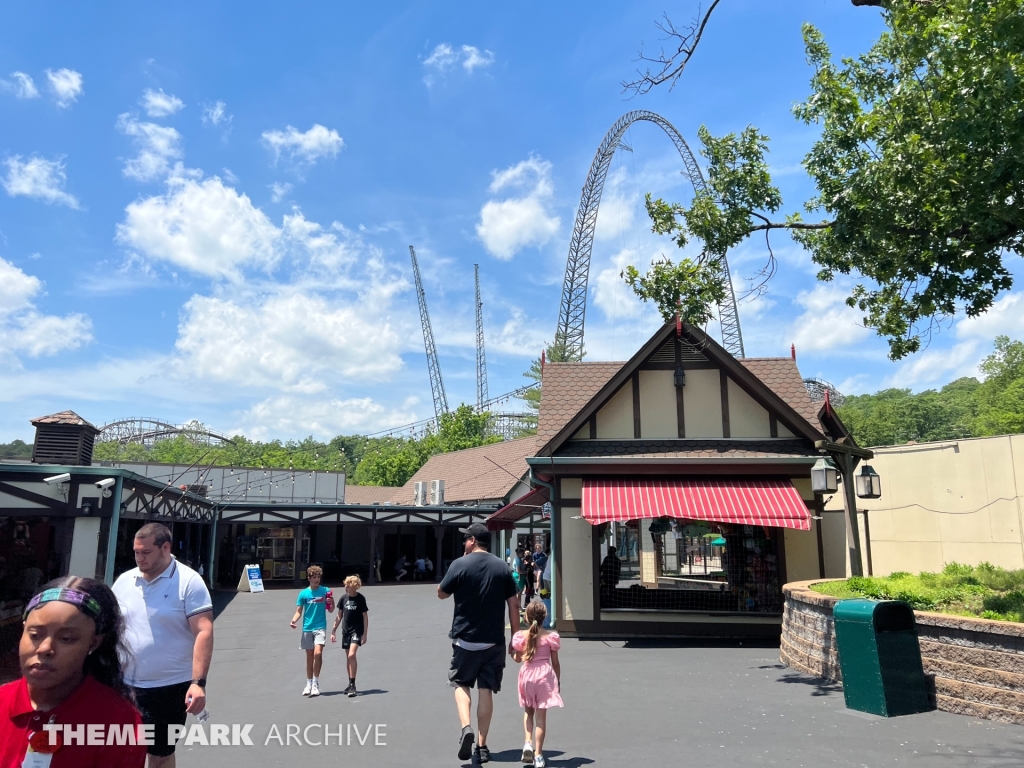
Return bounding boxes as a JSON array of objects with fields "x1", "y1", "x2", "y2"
[{"x1": 781, "y1": 580, "x2": 1024, "y2": 725}]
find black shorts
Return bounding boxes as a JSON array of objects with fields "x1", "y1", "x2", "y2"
[
  {"x1": 133, "y1": 681, "x2": 191, "y2": 757},
  {"x1": 342, "y1": 629, "x2": 362, "y2": 648},
  {"x1": 448, "y1": 643, "x2": 505, "y2": 692}
]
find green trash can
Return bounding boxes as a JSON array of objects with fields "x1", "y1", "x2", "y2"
[{"x1": 832, "y1": 599, "x2": 930, "y2": 717}]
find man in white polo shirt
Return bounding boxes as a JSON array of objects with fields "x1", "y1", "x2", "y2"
[{"x1": 113, "y1": 522, "x2": 214, "y2": 768}]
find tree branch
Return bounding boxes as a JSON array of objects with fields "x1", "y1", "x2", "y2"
[{"x1": 622, "y1": 1, "x2": 722, "y2": 96}]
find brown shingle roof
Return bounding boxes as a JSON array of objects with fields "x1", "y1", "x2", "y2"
[
  {"x1": 389, "y1": 437, "x2": 537, "y2": 506},
  {"x1": 738, "y1": 358, "x2": 819, "y2": 426},
  {"x1": 537, "y1": 362, "x2": 624, "y2": 443},
  {"x1": 30, "y1": 410, "x2": 97, "y2": 429},
  {"x1": 343, "y1": 485, "x2": 401, "y2": 505}
]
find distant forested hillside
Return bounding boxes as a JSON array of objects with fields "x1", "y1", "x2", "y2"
[{"x1": 837, "y1": 336, "x2": 1024, "y2": 447}]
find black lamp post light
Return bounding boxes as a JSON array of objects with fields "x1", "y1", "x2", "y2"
[
  {"x1": 811, "y1": 457, "x2": 839, "y2": 494},
  {"x1": 855, "y1": 464, "x2": 882, "y2": 499}
]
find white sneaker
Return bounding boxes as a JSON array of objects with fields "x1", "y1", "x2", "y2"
[
  {"x1": 522, "y1": 742, "x2": 534, "y2": 764},
  {"x1": 302, "y1": 682, "x2": 312, "y2": 696},
  {"x1": 534, "y1": 756, "x2": 546, "y2": 768},
  {"x1": 310, "y1": 682, "x2": 320, "y2": 697}
]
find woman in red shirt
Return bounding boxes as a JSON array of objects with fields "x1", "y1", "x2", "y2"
[{"x1": 0, "y1": 576, "x2": 147, "y2": 768}]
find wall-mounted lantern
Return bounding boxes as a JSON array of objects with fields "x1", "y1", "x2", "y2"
[{"x1": 674, "y1": 365, "x2": 686, "y2": 389}]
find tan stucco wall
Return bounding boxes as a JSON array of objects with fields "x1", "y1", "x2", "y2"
[
  {"x1": 560, "y1": 478, "x2": 582, "y2": 499},
  {"x1": 559, "y1": 507, "x2": 594, "y2": 621},
  {"x1": 727, "y1": 378, "x2": 771, "y2": 437},
  {"x1": 596, "y1": 384, "x2": 634, "y2": 439},
  {"x1": 571, "y1": 423, "x2": 589, "y2": 440},
  {"x1": 639, "y1": 369, "x2": 678, "y2": 439},
  {"x1": 784, "y1": 527, "x2": 821, "y2": 582},
  {"x1": 682, "y1": 369, "x2": 723, "y2": 438},
  {"x1": 824, "y1": 434, "x2": 1024, "y2": 575}
]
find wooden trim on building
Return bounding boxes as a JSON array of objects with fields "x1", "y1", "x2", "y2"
[
  {"x1": 589, "y1": 416, "x2": 597, "y2": 440},
  {"x1": 814, "y1": 496, "x2": 826, "y2": 578},
  {"x1": 632, "y1": 373, "x2": 642, "y2": 439},
  {"x1": 720, "y1": 370, "x2": 731, "y2": 439},
  {"x1": 769, "y1": 414, "x2": 779, "y2": 439}
]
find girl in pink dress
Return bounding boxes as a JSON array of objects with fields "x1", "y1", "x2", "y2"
[{"x1": 511, "y1": 601, "x2": 562, "y2": 767}]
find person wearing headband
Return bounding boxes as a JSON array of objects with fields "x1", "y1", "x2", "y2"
[{"x1": 0, "y1": 576, "x2": 146, "y2": 767}]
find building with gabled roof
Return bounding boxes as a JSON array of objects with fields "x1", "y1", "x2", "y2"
[
  {"x1": 390, "y1": 437, "x2": 537, "y2": 507},
  {"x1": 490, "y1": 319, "x2": 857, "y2": 641}
]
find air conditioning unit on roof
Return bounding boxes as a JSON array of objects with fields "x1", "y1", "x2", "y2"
[
  {"x1": 414, "y1": 481, "x2": 427, "y2": 506},
  {"x1": 430, "y1": 479, "x2": 445, "y2": 506}
]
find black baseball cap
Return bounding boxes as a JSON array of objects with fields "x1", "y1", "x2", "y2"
[{"x1": 459, "y1": 523, "x2": 490, "y2": 539}]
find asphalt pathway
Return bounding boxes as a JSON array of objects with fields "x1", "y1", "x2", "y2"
[{"x1": 176, "y1": 582, "x2": 1024, "y2": 767}]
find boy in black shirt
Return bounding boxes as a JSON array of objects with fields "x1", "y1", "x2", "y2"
[{"x1": 330, "y1": 574, "x2": 369, "y2": 697}]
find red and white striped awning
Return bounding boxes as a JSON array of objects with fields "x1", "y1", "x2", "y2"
[
  {"x1": 486, "y1": 487, "x2": 550, "y2": 531},
  {"x1": 581, "y1": 478, "x2": 810, "y2": 531}
]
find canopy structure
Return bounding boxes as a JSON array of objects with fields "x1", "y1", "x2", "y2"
[
  {"x1": 581, "y1": 478, "x2": 810, "y2": 531},
  {"x1": 486, "y1": 487, "x2": 550, "y2": 531}
]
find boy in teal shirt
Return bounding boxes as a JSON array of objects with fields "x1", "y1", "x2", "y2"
[{"x1": 290, "y1": 565, "x2": 333, "y2": 696}]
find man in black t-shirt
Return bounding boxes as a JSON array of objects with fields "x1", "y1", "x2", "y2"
[
  {"x1": 330, "y1": 575, "x2": 369, "y2": 697},
  {"x1": 438, "y1": 522, "x2": 520, "y2": 764}
]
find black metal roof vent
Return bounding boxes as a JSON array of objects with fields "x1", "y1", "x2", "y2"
[{"x1": 30, "y1": 411, "x2": 100, "y2": 466}]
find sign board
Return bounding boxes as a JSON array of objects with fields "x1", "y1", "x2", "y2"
[{"x1": 237, "y1": 564, "x2": 265, "y2": 593}]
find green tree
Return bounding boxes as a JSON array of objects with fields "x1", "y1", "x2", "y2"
[
  {"x1": 0, "y1": 439, "x2": 33, "y2": 459},
  {"x1": 975, "y1": 336, "x2": 1024, "y2": 435},
  {"x1": 626, "y1": 0, "x2": 1024, "y2": 359}
]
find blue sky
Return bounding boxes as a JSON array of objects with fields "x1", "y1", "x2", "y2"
[{"x1": 2, "y1": 1, "x2": 1023, "y2": 443}]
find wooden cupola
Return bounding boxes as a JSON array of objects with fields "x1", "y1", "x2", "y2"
[{"x1": 30, "y1": 411, "x2": 100, "y2": 466}]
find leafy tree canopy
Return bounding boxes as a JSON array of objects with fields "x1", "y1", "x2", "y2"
[
  {"x1": 91, "y1": 403, "x2": 503, "y2": 489},
  {"x1": 837, "y1": 336, "x2": 1024, "y2": 446},
  {"x1": 625, "y1": 0, "x2": 1024, "y2": 359}
]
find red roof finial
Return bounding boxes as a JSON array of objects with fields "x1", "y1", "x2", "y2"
[
  {"x1": 824, "y1": 387, "x2": 832, "y2": 414},
  {"x1": 791, "y1": 343, "x2": 796, "y2": 361},
  {"x1": 541, "y1": 349, "x2": 546, "y2": 374},
  {"x1": 676, "y1": 298, "x2": 682, "y2": 337}
]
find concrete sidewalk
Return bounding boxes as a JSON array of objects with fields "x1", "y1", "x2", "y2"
[{"x1": 177, "y1": 583, "x2": 1024, "y2": 767}]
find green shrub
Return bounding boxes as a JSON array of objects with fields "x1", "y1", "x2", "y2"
[{"x1": 809, "y1": 562, "x2": 1024, "y2": 624}]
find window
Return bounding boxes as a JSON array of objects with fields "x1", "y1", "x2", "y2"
[{"x1": 598, "y1": 519, "x2": 783, "y2": 614}]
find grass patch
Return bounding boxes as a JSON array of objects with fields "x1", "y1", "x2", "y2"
[{"x1": 809, "y1": 562, "x2": 1024, "y2": 623}]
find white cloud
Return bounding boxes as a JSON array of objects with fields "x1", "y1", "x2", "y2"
[
  {"x1": 790, "y1": 285, "x2": 870, "y2": 353},
  {"x1": 141, "y1": 88, "x2": 184, "y2": 117},
  {"x1": 2, "y1": 155, "x2": 80, "y2": 208},
  {"x1": 461, "y1": 45, "x2": 494, "y2": 72},
  {"x1": 234, "y1": 395, "x2": 418, "y2": 441},
  {"x1": 261, "y1": 124, "x2": 343, "y2": 165},
  {"x1": 1, "y1": 72, "x2": 39, "y2": 99},
  {"x1": 424, "y1": 44, "x2": 458, "y2": 72},
  {"x1": 269, "y1": 182, "x2": 293, "y2": 203},
  {"x1": 45, "y1": 68, "x2": 83, "y2": 107},
  {"x1": 477, "y1": 156, "x2": 560, "y2": 260},
  {"x1": 175, "y1": 289, "x2": 404, "y2": 391},
  {"x1": 593, "y1": 247, "x2": 645, "y2": 320},
  {"x1": 116, "y1": 113, "x2": 184, "y2": 182},
  {"x1": 116, "y1": 175, "x2": 280, "y2": 280},
  {"x1": 423, "y1": 43, "x2": 494, "y2": 85},
  {"x1": 956, "y1": 292, "x2": 1024, "y2": 341},
  {"x1": 202, "y1": 101, "x2": 230, "y2": 126},
  {"x1": 884, "y1": 340, "x2": 981, "y2": 389},
  {"x1": 0, "y1": 257, "x2": 92, "y2": 360}
]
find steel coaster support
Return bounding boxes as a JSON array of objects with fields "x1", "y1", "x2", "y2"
[
  {"x1": 409, "y1": 245, "x2": 449, "y2": 421},
  {"x1": 475, "y1": 264, "x2": 489, "y2": 411},
  {"x1": 553, "y1": 110, "x2": 745, "y2": 360}
]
